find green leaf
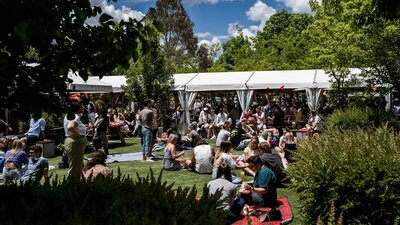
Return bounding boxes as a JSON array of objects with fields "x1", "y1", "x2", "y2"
[
  {"x1": 99, "y1": 13, "x2": 114, "y2": 23},
  {"x1": 152, "y1": 20, "x2": 164, "y2": 33}
]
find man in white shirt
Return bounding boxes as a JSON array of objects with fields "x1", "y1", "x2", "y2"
[{"x1": 189, "y1": 139, "x2": 215, "y2": 174}]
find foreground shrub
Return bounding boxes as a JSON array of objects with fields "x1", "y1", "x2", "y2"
[
  {"x1": 288, "y1": 127, "x2": 400, "y2": 224},
  {"x1": 0, "y1": 170, "x2": 227, "y2": 225},
  {"x1": 327, "y1": 107, "x2": 400, "y2": 131}
]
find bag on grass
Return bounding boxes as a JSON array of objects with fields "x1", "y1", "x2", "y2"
[{"x1": 259, "y1": 208, "x2": 282, "y2": 222}]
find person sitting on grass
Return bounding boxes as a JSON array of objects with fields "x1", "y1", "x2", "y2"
[
  {"x1": 2, "y1": 139, "x2": 28, "y2": 181},
  {"x1": 188, "y1": 139, "x2": 215, "y2": 174},
  {"x1": 243, "y1": 137, "x2": 260, "y2": 161},
  {"x1": 20, "y1": 145, "x2": 49, "y2": 184},
  {"x1": 243, "y1": 156, "x2": 277, "y2": 207},
  {"x1": 181, "y1": 122, "x2": 200, "y2": 148},
  {"x1": 259, "y1": 141, "x2": 285, "y2": 184},
  {"x1": 152, "y1": 132, "x2": 168, "y2": 152},
  {"x1": 82, "y1": 151, "x2": 111, "y2": 180},
  {"x1": 0, "y1": 137, "x2": 9, "y2": 174},
  {"x1": 212, "y1": 141, "x2": 248, "y2": 184},
  {"x1": 208, "y1": 164, "x2": 245, "y2": 219},
  {"x1": 216, "y1": 122, "x2": 231, "y2": 147},
  {"x1": 163, "y1": 133, "x2": 191, "y2": 171}
]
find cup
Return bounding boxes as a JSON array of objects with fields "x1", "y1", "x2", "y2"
[{"x1": 240, "y1": 171, "x2": 245, "y2": 181}]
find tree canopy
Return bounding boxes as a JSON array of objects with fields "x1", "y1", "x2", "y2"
[
  {"x1": 147, "y1": 0, "x2": 198, "y2": 72},
  {"x1": 309, "y1": 0, "x2": 400, "y2": 95},
  {"x1": 0, "y1": 0, "x2": 157, "y2": 118},
  {"x1": 211, "y1": 10, "x2": 317, "y2": 72}
]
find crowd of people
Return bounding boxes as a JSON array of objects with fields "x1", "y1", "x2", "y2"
[
  {"x1": 0, "y1": 93, "x2": 322, "y2": 221},
  {"x1": 148, "y1": 95, "x2": 326, "y2": 219},
  {"x1": 0, "y1": 96, "x2": 116, "y2": 183}
]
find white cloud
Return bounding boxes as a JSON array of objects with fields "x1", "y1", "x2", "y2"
[
  {"x1": 197, "y1": 33, "x2": 229, "y2": 49},
  {"x1": 246, "y1": 0, "x2": 276, "y2": 22},
  {"x1": 227, "y1": 22, "x2": 256, "y2": 39},
  {"x1": 227, "y1": 0, "x2": 278, "y2": 39},
  {"x1": 276, "y1": 0, "x2": 322, "y2": 13},
  {"x1": 246, "y1": 0, "x2": 276, "y2": 31},
  {"x1": 196, "y1": 32, "x2": 212, "y2": 38},
  {"x1": 87, "y1": 0, "x2": 145, "y2": 26},
  {"x1": 198, "y1": 37, "x2": 220, "y2": 47}
]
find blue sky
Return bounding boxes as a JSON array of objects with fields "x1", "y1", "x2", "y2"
[{"x1": 89, "y1": 0, "x2": 315, "y2": 47}]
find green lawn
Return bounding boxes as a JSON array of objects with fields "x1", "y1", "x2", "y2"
[{"x1": 47, "y1": 137, "x2": 304, "y2": 224}]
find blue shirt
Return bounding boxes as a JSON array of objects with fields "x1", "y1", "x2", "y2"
[
  {"x1": 20, "y1": 157, "x2": 49, "y2": 183},
  {"x1": 25, "y1": 118, "x2": 46, "y2": 137}
]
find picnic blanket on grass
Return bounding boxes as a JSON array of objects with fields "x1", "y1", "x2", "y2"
[
  {"x1": 232, "y1": 196, "x2": 293, "y2": 225},
  {"x1": 85, "y1": 152, "x2": 162, "y2": 164}
]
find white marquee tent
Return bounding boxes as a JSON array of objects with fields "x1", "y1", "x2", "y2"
[
  {"x1": 93, "y1": 75, "x2": 127, "y2": 93},
  {"x1": 67, "y1": 71, "x2": 113, "y2": 93},
  {"x1": 173, "y1": 69, "x2": 338, "y2": 124},
  {"x1": 81, "y1": 70, "x2": 367, "y2": 125}
]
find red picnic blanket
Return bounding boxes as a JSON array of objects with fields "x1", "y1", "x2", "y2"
[{"x1": 231, "y1": 196, "x2": 293, "y2": 225}]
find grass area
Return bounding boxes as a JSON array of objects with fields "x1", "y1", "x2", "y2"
[{"x1": 47, "y1": 137, "x2": 304, "y2": 224}]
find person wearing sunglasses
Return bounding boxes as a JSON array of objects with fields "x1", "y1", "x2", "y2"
[{"x1": 20, "y1": 145, "x2": 49, "y2": 184}]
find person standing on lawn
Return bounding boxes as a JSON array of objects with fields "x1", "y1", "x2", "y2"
[
  {"x1": 139, "y1": 99, "x2": 157, "y2": 161},
  {"x1": 64, "y1": 97, "x2": 87, "y2": 180},
  {"x1": 92, "y1": 100, "x2": 109, "y2": 155}
]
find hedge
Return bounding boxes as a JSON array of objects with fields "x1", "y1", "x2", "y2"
[{"x1": 0, "y1": 170, "x2": 228, "y2": 225}]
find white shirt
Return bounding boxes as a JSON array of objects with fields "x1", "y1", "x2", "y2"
[
  {"x1": 194, "y1": 145, "x2": 214, "y2": 173},
  {"x1": 215, "y1": 112, "x2": 228, "y2": 125},
  {"x1": 64, "y1": 114, "x2": 87, "y2": 137},
  {"x1": 221, "y1": 153, "x2": 236, "y2": 169}
]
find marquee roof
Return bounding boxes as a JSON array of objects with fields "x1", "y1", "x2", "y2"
[{"x1": 67, "y1": 72, "x2": 113, "y2": 93}]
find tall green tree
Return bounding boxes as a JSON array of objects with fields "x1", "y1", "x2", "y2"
[
  {"x1": 308, "y1": 0, "x2": 400, "y2": 107},
  {"x1": 0, "y1": 0, "x2": 157, "y2": 118},
  {"x1": 197, "y1": 44, "x2": 213, "y2": 72},
  {"x1": 307, "y1": 0, "x2": 366, "y2": 107},
  {"x1": 210, "y1": 32, "x2": 254, "y2": 72},
  {"x1": 147, "y1": 0, "x2": 198, "y2": 72},
  {"x1": 124, "y1": 36, "x2": 172, "y2": 126},
  {"x1": 212, "y1": 10, "x2": 316, "y2": 72},
  {"x1": 253, "y1": 10, "x2": 317, "y2": 70}
]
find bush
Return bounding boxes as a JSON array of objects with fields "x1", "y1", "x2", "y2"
[
  {"x1": 287, "y1": 127, "x2": 400, "y2": 224},
  {"x1": 326, "y1": 107, "x2": 400, "y2": 131},
  {"x1": 0, "y1": 170, "x2": 228, "y2": 225}
]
